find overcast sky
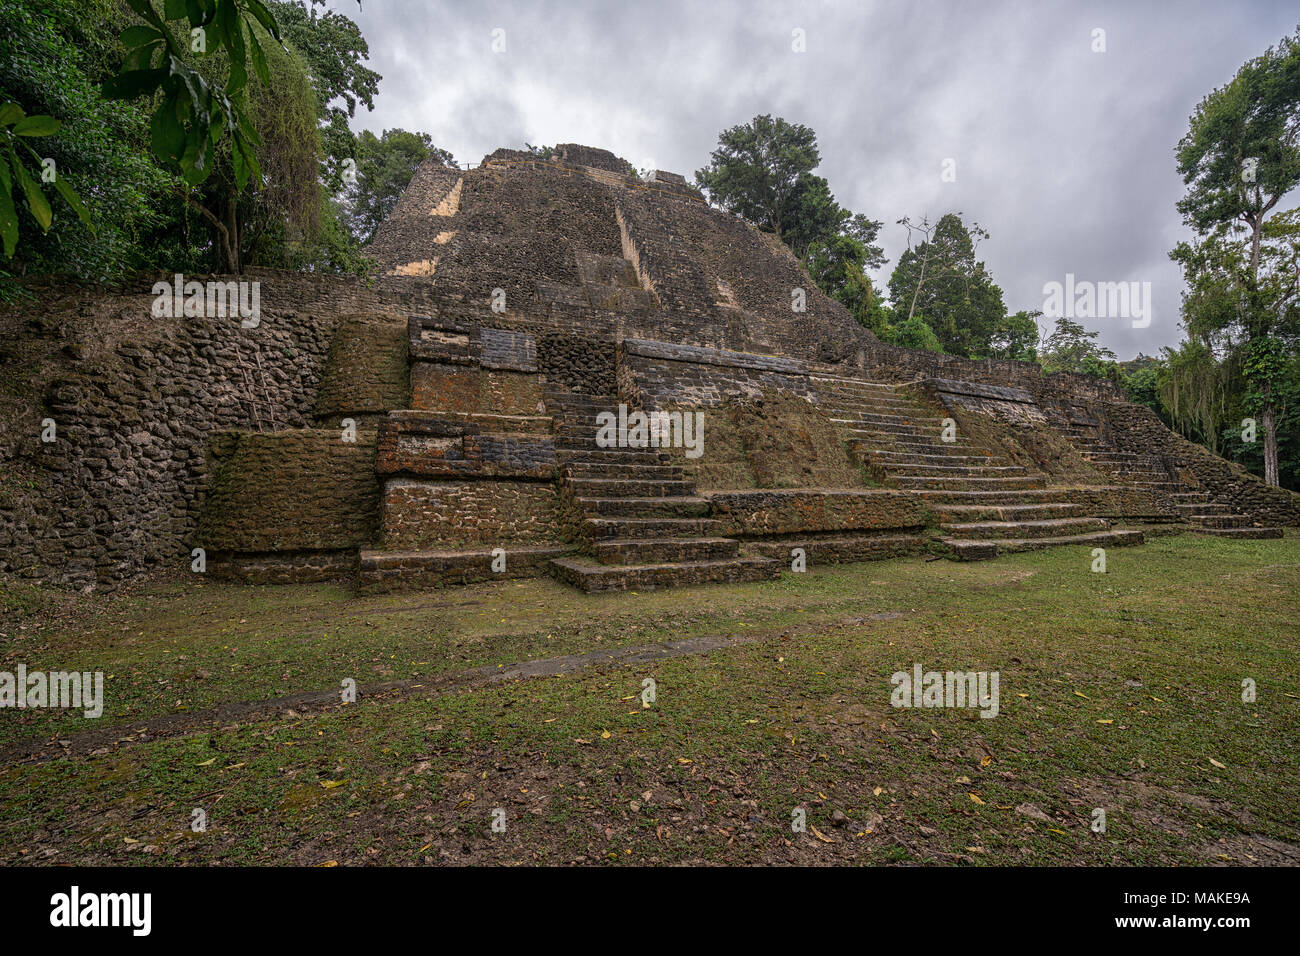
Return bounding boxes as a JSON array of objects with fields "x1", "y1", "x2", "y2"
[{"x1": 323, "y1": 0, "x2": 1299, "y2": 360}]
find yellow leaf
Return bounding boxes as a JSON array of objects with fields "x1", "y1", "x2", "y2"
[
  {"x1": 601, "y1": 731, "x2": 611, "y2": 739},
  {"x1": 1209, "y1": 757, "x2": 1227, "y2": 769},
  {"x1": 123, "y1": 837, "x2": 140, "y2": 844},
  {"x1": 969, "y1": 793, "x2": 985, "y2": 805},
  {"x1": 196, "y1": 757, "x2": 216, "y2": 766},
  {"x1": 980, "y1": 755, "x2": 992, "y2": 767},
  {"x1": 809, "y1": 825, "x2": 836, "y2": 844},
  {"x1": 320, "y1": 779, "x2": 346, "y2": 790},
  {"x1": 317, "y1": 860, "x2": 339, "y2": 867},
  {"x1": 1074, "y1": 691, "x2": 1089, "y2": 699},
  {"x1": 1097, "y1": 719, "x2": 1114, "y2": 725},
  {"x1": 1048, "y1": 828, "x2": 1068, "y2": 835},
  {"x1": 873, "y1": 786, "x2": 884, "y2": 796},
  {"x1": 677, "y1": 757, "x2": 692, "y2": 765}
]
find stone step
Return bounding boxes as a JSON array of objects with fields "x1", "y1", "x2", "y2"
[
  {"x1": 869, "y1": 450, "x2": 1011, "y2": 466},
  {"x1": 742, "y1": 534, "x2": 927, "y2": 564},
  {"x1": 1128, "y1": 480, "x2": 1187, "y2": 492},
  {"x1": 942, "y1": 528, "x2": 1145, "y2": 561},
  {"x1": 1174, "y1": 502, "x2": 1235, "y2": 515},
  {"x1": 567, "y1": 477, "x2": 696, "y2": 497},
  {"x1": 1190, "y1": 514, "x2": 1247, "y2": 528},
  {"x1": 850, "y1": 436, "x2": 999, "y2": 455},
  {"x1": 547, "y1": 555, "x2": 781, "y2": 592},
  {"x1": 834, "y1": 413, "x2": 946, "y2": 428},
  {"x1": 929, "y1": 502, "x2": 1086, "y2": 522},
  {"x1": 591, "y1": 537, "x2": 739, "y2": 565},
  {"x1": 357, "y1": 545, "x2": 569, "y2": 593},
  {"x1": 583, "y1": 517, "x2": 721, "y2": 540},
  {"x1": 822, "y1": 402, "x2": 921, "y2": 416},
  {"x1": 1170, "y1": 491, "x2": 1211, "y2": 501},
  {"x1": 940, "y1": 516, "x2": 1111, "y2": 540},
  {"x1": 888, "y1": 463, "x2": 1028, "y2": 477},
  {"x1": 895, "y1": 475, "x2": 1045, "y2": 491},
  {"x1": 1194, "y1": 526, "x2": 1284, "y2": 539},
  {"x1": 849, "y1": 424, "x2": 949, "y2": 440},
  {"x1": 574, "y1": 495, "x2": 711, "y2": 517},
  {"x1": 916, "y1": 488, "x2": 1095, "y2": 505},
  {"x1": 556, "y1": 448, "x2": 667, "y2": 465},
  {"x1": 564, "y1": 461, "x2": 683, "y2": 479}
]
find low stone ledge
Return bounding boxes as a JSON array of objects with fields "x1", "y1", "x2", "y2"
[
  {"x1": 621, "y1": 338, "x2": 810, "y2": 375},
  {"x1": 743, "y1": 533, "x2": 929, "y2": 565},
  {"x1": 704, "y1": 488, "x2": 930, "y2": 537},
  {"x1": 209, "y1": 548, "x2": 357, "y2": 584},
  {"x1": 358, "y1": 545, "x2": 569, "y2": 593}
]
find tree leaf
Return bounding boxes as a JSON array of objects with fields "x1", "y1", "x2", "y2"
[
  {"x1": 12, "y1": 156, "x2": 52, "y2": 232},
  {"x1": 12, "y1": 115, "x2": 60, "y2": 138}
]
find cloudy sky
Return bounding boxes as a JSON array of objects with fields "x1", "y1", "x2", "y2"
[{"x1": 323, "y1": 0, "x2": 1299, "y2": 360}]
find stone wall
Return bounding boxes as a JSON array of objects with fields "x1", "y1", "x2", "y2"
[
  {"x1": 0, "y1": 270, "x2": 439, "y2": 590},
  {"x1": 380, "y1": 479, "x2": 561, "y2": 550},
  {"x1": 196, "y1": 429, "x2": 381, "y2": 557}
]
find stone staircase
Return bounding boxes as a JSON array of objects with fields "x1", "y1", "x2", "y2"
[
  {"x1": 542, "y1": 388, "x2": 780, "y2": 591},
  {"x1": 814, "y1": 377, "x2": 1145, "y2": 560},
  {"x1": 1065, "y1": 420, "x2": 1283, "y2": 540}
]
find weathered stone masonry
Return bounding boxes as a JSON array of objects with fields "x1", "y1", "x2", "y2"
[{"x1": 3, "y1": 142, "x2": 1295, "y2": 593}]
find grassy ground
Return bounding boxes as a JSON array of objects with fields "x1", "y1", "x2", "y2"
[{"x1": 1, "y1": 532, "x2": 1297, "y2": 866}]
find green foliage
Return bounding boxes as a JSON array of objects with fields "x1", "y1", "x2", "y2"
[
  {"x1": 883, "y1": 313, "x2": 944, "y2": 352},
  {"x1": 695, "y1": 114, "x2": 819, "y2": 237},
  {"x1": 0, "y1": 103, "x2": 91, "y2": 258},
  {"x1": 270, "y1": 0, "x2": 379, "y2": 190},
  {"x1": 887, "y1": 214, "x2": 1006, "y2": 357},
  {"x1": 1171, "y1": 26, "x2": 1300, "y2": 486},
  {"x1": 988, "y1": 310, "x2": 1041, "y2": 362},
  {"x1": 104, "y1": 0, "x2": 284, "y2": 191},
  {"x1": 1039, "y1": 317, "x2": 1117, "y2": 375},
  {"x1": 0, "y1": 0, "x2": 176, "y2": 279}
]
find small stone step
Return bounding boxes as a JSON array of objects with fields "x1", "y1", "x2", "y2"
[
  {"x1": 890, "y1": 463, "x2": 1027, "y2": 477},
  {"x1": 1190, "y1": 514, "x2": 1247, "y2": 529},
  {"x1": 939, "y1": 516, "x2": 1111, "y2": 540},
  {"x1": 573, "y1": 496, "x2": 711, "y2": 517},
  {"x1": 556, "y1": 448, "x2": 667, "y2": 465},
  {"x1": 942, "y1": 528, "x2": 1145, "y2": 560},
  {"x1": 582, "y1": 517, "x2": 721, "y2": 540},
  {"x1": 870, "y1": 451, "x2": 1010, "y2": 465},
  {"x1": 929, "y1": 502, "x2": 1085, "y2": 522},
  {"x1": 1174, "y1": 502, "x2": 1234, "y2": 515},
  {"x1": 567, "y1": 477, "x2": 696, "y2": 497},
  {"x1": 1194, "y1": 526, "x2": 1283, "y2": 539},
  {"x1": 915, "y1": 488, "x2": 1105, "y2": 505},
  {"x1": 547, "y1": 555, "x2": 781, "y2": 592},
  {"x1": 564, "y1": 461, "x2": 683, "y2": 479},
  {"x1": 895, "y1": 475, "x2": 1045, "y2": 491},
  {"x1": 591, "y1": 537, "x2": 739, "y2": 565}
]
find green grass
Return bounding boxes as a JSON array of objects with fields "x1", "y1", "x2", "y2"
[{"x1": 0, "y1": 532, "x2": 1297, "y2": 865}]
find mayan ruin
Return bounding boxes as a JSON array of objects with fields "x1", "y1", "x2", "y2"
[{"x1": 5, "y1": 143, "x2": 1296, "y2": 597}]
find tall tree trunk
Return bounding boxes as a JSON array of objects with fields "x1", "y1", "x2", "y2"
[{"x1": 1262, "y1": 400, "x2": 1279, "y2": 487}]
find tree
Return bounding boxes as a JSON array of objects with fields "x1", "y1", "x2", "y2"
[
  {"x1": 270, "y1": 0, "x2": 379, "y2": 190},
  {"x1": 884, "y1": 312, "x2": 943, "y2": 352},
  {"x1": 1172, "y1": 26, "x2": 1300, "y2": 485},
  {"x1": 345, "y1": 128, "x2": 452, "y2": 245},
  {"x1": 887, "y1": 213, "x2": 1007, "y2": 357},
  {"x1": 988, "y1": 310, "x2": 1041, "y2": 362},
  {"x1": 695, "y1": 114, "x2": 819, "y2": 239},
  {"x1": 1039, "y1": 317, "x2": 1116, "y2": 374}
]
